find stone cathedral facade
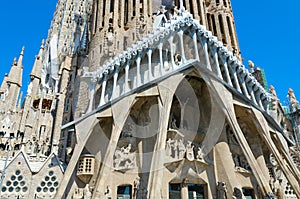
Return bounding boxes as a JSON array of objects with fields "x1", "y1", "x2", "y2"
[{"x1": 0, "y1": 0, "x2": 299, "y2": 198}]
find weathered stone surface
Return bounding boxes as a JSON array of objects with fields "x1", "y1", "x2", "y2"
[{"x1": 0, "y1": 0, "x2": 299, "y2": 199}]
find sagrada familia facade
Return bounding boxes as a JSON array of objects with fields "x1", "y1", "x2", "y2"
[{"x1": 0, "y1": 0, "x2": 299, "y2": 198}]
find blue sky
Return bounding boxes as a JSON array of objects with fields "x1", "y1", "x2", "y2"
[{"x1": 0, "y1": 1, "x2": 299, "y2": 105}]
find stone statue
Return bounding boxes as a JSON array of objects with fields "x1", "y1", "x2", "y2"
[
  {"x1": 186, "y1": 141, "x2": 194, "y2": 161},
  {"x1": 170, "y1": 116, "x2": 178, "y2": 129},
  {"x1": 178, "y1": 139, "x2": 186, "y2": 159},
  {"x1": 134, "y1": 176, "x2": 141, "y2": 197},
  {"x1": 233, "y1": 153, "x2": 240, "y2": 167},
  {"x1": 173, "y1": 6, "x2": 180, "y2": 18},
  {"x1": 217, "y1": 182, "x2": 227, "y2": 199},
  {"x1": 233, "y1": 153, "x2": 250, "y2": 171},
  {"x1": 72, "y1": 185, "x2": 92, "y2": 199},
  {"x1": 270, "y1": 85, "x2": 278, "y2": 110},
  {"x1": 83, "y1": 185, "x2": 92, "y2": 199},
  {"x1": 270, "y1": 85, "x2": 277, "y2": 98},
  {"x1": 232, "y1": 187, "x2": 243, "y2": 199},
  {"x1": 248, "y1": 60, "x2": 255, "y2": 73},
  {"x1": 174, "y1": 54, "x2": 182, "y2": 66},
  {"x1": 196, "y1": 147, "x2": 204, "y2": 160},
  {"x1": 173, "y1": 139, "x2": 178, "y2": 158},
  {"x1": 240, "y1": 156, "x2": 250, "y2": 170},
  {"x1": 137, "y1": 15, "x2": 146, "y2": 34},
  {"x1": 166, "y1": 138, "x2": 174, "y2": 157},
  {"x1": 288, "y1": 88, "x2": 299, "y2": 111}
]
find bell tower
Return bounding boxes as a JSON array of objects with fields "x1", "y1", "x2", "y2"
[
  {"x1": 89, "y1": 0, "x2": 154, "y2": 70},
  {"x1": 204, "y1": 0, "x2": 240, "y2": 54},
  {"x1": 88, "y1": 0, "x2": 240, "y2": 70}
]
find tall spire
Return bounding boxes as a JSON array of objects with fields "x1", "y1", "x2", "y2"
[
  {"x1": 30, "y1": 40, "x2": 44, "y2": 79},
  {"x1": 7, "y1": 47, "x2": 24, "y2": 87}
]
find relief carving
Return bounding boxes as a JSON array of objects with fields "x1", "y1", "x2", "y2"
[
  {"x1": 165, "y1": 138, "x2": 206, "y2": 163},
  {"x1": 113, "y1": 144, "x2": 136, "y2": 170},
  {"x1": 232, "y1": 153, "x2": 251, "y2": 172}
]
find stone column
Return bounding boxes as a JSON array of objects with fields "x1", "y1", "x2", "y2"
[
  {"x1": 178, "y1": 30, "x2": 187, "y2": 63},
  {"x1": 148, "y1": 74, "x2": 185, "y2": 199},
  {"x1": 136, "y1": 54, "x2": 142, "y2": 87},
  {"x1": 211, "y1": 48, "x2": 222, "y2": 79},
  {"x1": 201, "y1": 38, "x2": 211, "y2": 70},
  {"x1": 92, "y1": 94, "x2": 137, "y2": 198},
  {"x1": 124, "y1": 62, "x2": 130, "y2": 92},
  {"x1": 99, "y1": 72, "x2": 108, "y2": 107},
  {"x1": 147, "y1": 49, "x2": 153, "y2": 81},
  {"x1": 159, "y1": 43, "x2": 164, "y2": 76},
  {"x1": 228, "y1": 65, "x2": 241, "y2": 93},
  {"x1": 181, "y1": 184, "x2": 189, "y2": 199},
  {"x1": 237, "y1": 71, "x2": 251, "y2": 99},
  {"x1": 111, "y1": 68, "x2": 119, "y2": 100},
  {"x1": 246, "y1": 81, "x2": 258, "y2": 105},
  {"x1": 168, "y1": 37, "x2": 176, "y2": 70},
  {"x1": 220, "y1": 57, "x2": 232, "y2": 87},
  {"x1": 192, "y1": 30, "x2": 200, "y2": 61},
  {"x1": 86, "y1": 77, "x2": 97, "y2": 113}
]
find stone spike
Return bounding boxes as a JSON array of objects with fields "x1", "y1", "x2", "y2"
[
  {"x1": 30, "y1": 40, "x2": 44, "y2": 79},
  {"x1": 17, "y1": 46, "x2": 25, "y2": 67}
]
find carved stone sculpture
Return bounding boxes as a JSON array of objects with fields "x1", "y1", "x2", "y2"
[
  {"x1": 217, "y1": 182, "x2": 227, "y2": 199},
  {"x1": 113, "y1": 144, "x2": 136, "y2": 170},
  {"x1": 178, "y1": 139, "x2": 186, "y2": 159},
  {"x1": 186, "y1": 141, "x2": 194, "y2": 161},
  {"x1": 288, "y1": 88, "x2": 299, "y2": 111},
  {"x1": 196, "y1": 147, "x2": 204, "y2": 160},
  {"x1": 232, "y1": 188, "x2": 243, "y2": 199},
  {"x1": 233, "y1": 153, "x2": 251, "y2": 172},
  {"x1": 83, "y1": 185, "x2": 92, "y2": 199}
]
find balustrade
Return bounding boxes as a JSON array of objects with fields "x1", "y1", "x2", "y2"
[{"x1": 81, "y1": 10, "x2": 270, "y2": 114}]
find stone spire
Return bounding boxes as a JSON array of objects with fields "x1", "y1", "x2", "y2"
[
  {"x1": 7, "y1": 47, "x2": 24, "y2": 87},
  {"x1": 30, "y1": 40, "x2": 44, "y2": 79},
  {"x1": 0, "y1": 47, "x2": 25, "y2": 111},
  {"x1": 0, "y1": 73, "x2": 9, "y2": 94}
]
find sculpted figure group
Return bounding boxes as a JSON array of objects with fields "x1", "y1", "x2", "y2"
[
  {"x1": 166, "y1": 138, "x2": 204, "y2": 161},
  {"x1": 113, "y1": 144, "x2": 136, "y2": 170}
]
